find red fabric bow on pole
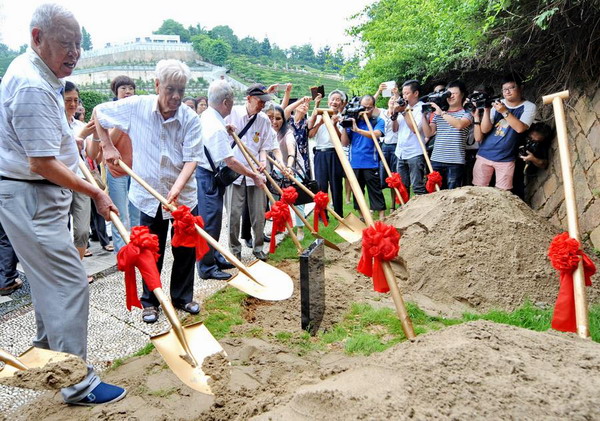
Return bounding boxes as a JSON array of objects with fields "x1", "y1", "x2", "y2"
[
  {"x1": 265, "y1": 200, "x2": 292, "y2": 254},
  {"x1": 386, "y1": 172, "x2": 410, "y2": 204},
  {"x1": 171, "y1": 205, "x2": 209, "y2": 261},
  {"x1": 426, "y1": 171, "x2": 442, "y2": 193},
  {"x1": 357, "y1": 221, "x2": 401, "y2": 293},
  {"x1": 281, "y1": 186, "x2": 298, "y2": 206},
  {"x1": 117, "y1": 226, "x2": 161, "y2": 311},
  {"x1": 313, "y1": 191, "x2": 329, "y2": 232},
  {"x1": 548, "y1": 232, "x2": 596, "y2": 333}
]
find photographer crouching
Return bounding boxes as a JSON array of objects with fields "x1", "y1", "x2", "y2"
[{"x1": 513, "y1": 122, "x2": 552, "y2": 200}]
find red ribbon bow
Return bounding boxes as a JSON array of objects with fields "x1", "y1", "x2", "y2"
[
  {"x1": 313, "y1": 191, "x2": 330, "y2": 232},
  {"x1": 548, "y1": 232, "x2": 596, "y2": 333},
  {"x1": 171, "y1": 205, "x2": 209, "y2": 261},
  {"x1": 386, "y1": 172, "x2": 410, "y2": 204},
  {"x1": 281, "y1": 186, "x2": 298, "y2": 206},
  {"x1": 357, "y1": 222, "x2": 400, "y2": 293},
  {"x1": 265, "y1": 200, "x2": 292, "y2": 254},
  {"x1": 117, "y1": 226, "x2": 162, "y2": 311},
  {"x1": 426, "y1": 171, "x2": 442, "y2": 193}
]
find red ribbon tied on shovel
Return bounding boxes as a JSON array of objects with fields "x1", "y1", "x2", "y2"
[
  {"x1": 171, "y1": 205, "x2": 209, "y2": 261},
  {"x1": 386, "y1": 172, "x2": 410, "y2": 204},
  {"x1": 357, "y1": 221, "x2": 400, "y2": 293},
  {"x1": 313, "y1": 191, "x2": 329, "y2": 232},
  {"x1": 281, "y1": 186, "x2": 298, "y2": 206},
  {"x1": 265, "y1": 200, "x2": 292, "y2": 254},
  {"x1": 426, "y1": 171, "x2": 442, "y2": 193},
  {"x1": 117, "y1": 226, "x2": 161, "y2": 310},
  {"x1": 548, "y1": 232, "x2": 595, "y2": 333}
]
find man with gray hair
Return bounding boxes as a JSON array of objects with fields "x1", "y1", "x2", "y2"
[
  {"x1": 195, "y1": 80, "x2": 264, "y2": 280},
  {"x1": 0, "y1": 3, "x2": 125, "y2": 405},
  {"x1": 94, "y1": 59, "x2": 202, "y2": 324}
]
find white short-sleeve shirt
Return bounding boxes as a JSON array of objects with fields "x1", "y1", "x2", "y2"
[{"x1": 197, "y1": 106, "x2": 233, "y2": 172}]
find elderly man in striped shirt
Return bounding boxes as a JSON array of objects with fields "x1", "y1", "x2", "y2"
[{"x1": 94, "y1": 59, "x2": 202, "y2": 324}]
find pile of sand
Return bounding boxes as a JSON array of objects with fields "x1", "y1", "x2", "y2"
[{"x1": 11, "y1": 321, "x2": 600, "y2": 420}]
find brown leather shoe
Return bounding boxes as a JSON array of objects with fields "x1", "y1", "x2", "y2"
[{"x1": 0, "y1": 278, "x2": 22, "y2": 296}]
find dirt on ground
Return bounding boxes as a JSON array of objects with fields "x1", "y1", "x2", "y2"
[
  {"x1": 6, "y1": 186, "x2": 600, "y2": 420},
  {"x1": 0, "y1": 356, "x2": 88, "y2": 391}
]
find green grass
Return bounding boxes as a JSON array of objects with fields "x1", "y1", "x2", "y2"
[
  {"x1": 198, "y1": 287, "x2": 248, "y2": 338},
  {"x1": 109, "y1": 342, "x2": 155, "y2": 371}
]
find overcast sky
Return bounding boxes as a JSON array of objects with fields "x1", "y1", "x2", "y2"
[{"x1": 0, "y1": 0, "x2": 368, "y2": 53}]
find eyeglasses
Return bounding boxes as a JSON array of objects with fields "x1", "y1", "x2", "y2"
[{"x1": 502, "y1": 86, "x2": 517, "y2": 92}]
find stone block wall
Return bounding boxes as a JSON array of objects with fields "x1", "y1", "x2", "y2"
[{"x1": 525, "y1": 89, "x2": 600, "y2": 249}]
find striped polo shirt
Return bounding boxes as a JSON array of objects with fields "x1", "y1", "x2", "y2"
[{"x1": 431, "y1": 109, "x2": 473, "y2": 165}]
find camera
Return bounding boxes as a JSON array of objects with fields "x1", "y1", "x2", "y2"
[
  {"x1": 518, "y1": 140, "x2": 541, "y2": 157},
  {"x1": 341, "y1": 96, "x2": 366, "y2": 128},
  {"x1": 463, "y1": 91, "x2": 502, "y2": 113},
  {"x1": 420, "y1": 90, "x2": 451, "y2": 113},
  {"x1": 390, "y1": 97, "x2": 407, "y2": 121}
]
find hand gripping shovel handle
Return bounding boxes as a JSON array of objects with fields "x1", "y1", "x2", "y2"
[
  {"x1": 230, "y1": 133, "x2": 303, "y2": 253},
  {"x1": 265, "y1": 155, "x2": 352, "y2": 230},
  {"x1": 78, "y1": 159, "x2": 200, "y2": 367},
  {"x1": 318, "y1": 109, "x2": 415, "y2": 339},
  {"x1": 361, "y1": 113, "x2": 405, "y2": 205},
  {"x1": 542, "y1": 90, "x2": 589, "y2": 338},
  {"x1": 113, "y1": 160, "x2": 264, "y2": 286},
  {"x1": 404, "y1": 107, "x2": 440, "y2": 192}
]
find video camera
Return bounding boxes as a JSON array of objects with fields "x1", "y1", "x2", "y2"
[
  {"x1": 341, "y1": 96, "x2": 365, "y2": 128},
  {"x1": 518, "y1": 140, "x2": 542, "y2": 157},
  {"x1": 390, "y1": 97, "x2": 407, "y2": 121},
  {"x1": 463, "y1": 91, "x2": 502, "y2": 113},
  {"x1": 420, "y1": 90, "x2": 451, "y2": 114}
]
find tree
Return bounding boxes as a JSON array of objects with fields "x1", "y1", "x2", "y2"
[
  {"x1": 154, "y1": 19, "x2": 190, "y2": 42},
  {"x1": 260, "y1": 37, "x2": 271, "y2": 57},
  {"x1": 79, "y1": 91, "x2": 110, "y2": 121},
  {"x1": 238, "y1": 36, "x2": 261, "y2": 56},
  {"x1": 191, "y1": 35, "x2": 231, "y2": 66},
  {"x1": 81, "y1": 27, "x2": 92, "y2": 51},
  {"x1": 209, "y1": 25, "x2": 238, "y2": 52},
  {"x1": 188, "y1": 24, "x2": 206, "y2": 37}
]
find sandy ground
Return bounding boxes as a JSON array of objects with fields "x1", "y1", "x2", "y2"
[{"x1": 5, "y1": 186, "x2": 600, "y2": 420}]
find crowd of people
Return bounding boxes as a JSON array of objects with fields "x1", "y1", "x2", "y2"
[{"x1": 0, "y1": 2, "x2": 555, "y2": 409}]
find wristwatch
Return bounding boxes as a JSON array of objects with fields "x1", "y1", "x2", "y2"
[{"x1": 501, "y1": 111, "x2": 510, "y2": 118}]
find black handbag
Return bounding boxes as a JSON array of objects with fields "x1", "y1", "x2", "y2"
[
  {"x1": 204, "y1": 113, "x2": 259, "y2": 188},
  {"x1": 271, "y1": 164, "x2": 319, "y2": 206}
]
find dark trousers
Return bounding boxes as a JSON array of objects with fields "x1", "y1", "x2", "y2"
[
  {"x1": 140, "y1": 204, "x2": 197, "y2": 308},
  {"x1": 196, "y1": 167, "x2": 227, "y2": 275},
  {"x1": 353, "y1": 168, "x2": 386, "y2": 211},
  {"x1": 511, "y1": 159, "x2": 526, "y2": 200},
  {"x1": 89, "y1": 200, "x2": 110, "y2": 247},
  {"x1": 397, "y1": 154, "x2": 427, "y2": 195},
  {"x1": 431, "y1": 161, "x2": 465, "y2": 190},
  {"x1": 0, "y1": 220, "x2": 18, "y2": 287},
  {"x1": 314, "y1": 149, "x2": 344, "y2": 216},
  {"x1": 380, "y1": 143, "x2": 398, "y2": 207}
]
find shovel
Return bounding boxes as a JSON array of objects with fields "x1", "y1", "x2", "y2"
[
  {"x1": 266, "y1": 155, "x2": 365, "y2": 243},
  {"x1": 78, "y1": 160, "x2": 225, "y2": 394},
  {"x1": 361, "y1": 113, "x2": 406, "y2": 205},
  {"x1": 404, "y1": 107, "x2": 440, "y2": 192},
  {"x1": 114, "y1": 160, "x2": 293, "y2": 302},
  {"x1": 240, "y1": 144, "x2": 340, "y2": 251},
  {"x1": 230, "y1": 133, "x2": 304, "y2": 254},
  {"x1": 318, "y1": 109, "x2": 415, "y2": 340}
]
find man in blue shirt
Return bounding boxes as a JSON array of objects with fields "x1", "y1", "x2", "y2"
[{"x1": 340, "y1": 95, "x2": 386, "y2": 220}]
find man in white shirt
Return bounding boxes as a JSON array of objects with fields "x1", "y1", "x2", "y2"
[
  {"x1": 395, "y1": 80, "x2": 427, "y2": 195},
  {"x1": 196, "y1": 80, "x2": 264, "y2": 279},
  {"x1": 94, "y1": 59, "x2": 201, "y2": 324},
  {"x1": 0, "y1": 4, "x2": 125, "y2": 405},
  {"x1": 226, "y1": 84, "x2": 279, "y2": 261}
]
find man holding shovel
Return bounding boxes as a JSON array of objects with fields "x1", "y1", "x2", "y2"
[
  {"x1": 94, "y1": 59, "x2": 202, "y2": 324},
  {"x1": 0, "y1": 3, "x2": 125, "y2": 405}
]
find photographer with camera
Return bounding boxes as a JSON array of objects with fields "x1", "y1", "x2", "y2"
[
  {"x1": 309, "y1": 90, "x2": 347, "y2": 216},
  {"x1": 472, "y1": 74, "x2": 536, "y2": 191},
  {"x1": 393, "y1": 80, "x2": 427, "y2": 195},
  {"x1": 340, "y1": 95, "x2": 386, "y2": 220},
  {"x1": 513, "y1": 122, "x2": 552, "y2": 199},
  {"x1": 421, "y1": 80, "x2": 473, "y2": 189}
]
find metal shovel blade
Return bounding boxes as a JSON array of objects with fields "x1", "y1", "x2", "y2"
[
  {"x1": 151, "y1": 322, "x2": 225, "y2": 395},
  {"x1": 334, "y1": 213, "x2": 367, "y2": 243},
  {"x1": 0, "y1": 347, "x2": 86, "y2": 384},
  {"x1": 228, "y1": 260, "x2": 294, "y2": 301}
]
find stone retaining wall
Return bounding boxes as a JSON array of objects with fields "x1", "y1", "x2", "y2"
[{"x1": 525, "y1": 89, "x2": 600, "y2": 248}]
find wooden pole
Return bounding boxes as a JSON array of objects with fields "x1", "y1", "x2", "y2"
[
  {"x1": 542, "y1": 90, "x2": 589, "y2": 339},
  {"x1": 404, "y1": 107, "x2": 440, "y2": 192},
  {"x1": 319, "y1": 109, "x2": 415, "y2": 339},
  {"x1": 230, "y1": 134, "x2": 303, "y2": 254},
  {"x1": 361, "y1": 113, "x2": 405, "y2": 205}
]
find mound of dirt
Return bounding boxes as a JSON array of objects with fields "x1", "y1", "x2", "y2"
[
  {"x1": 0, "y1": 357, "x2": 87, "y2": 391},
  {"x1": 256, "y1": 321, "x2": 600, "y2": 420},
  {"x1": 380, "y1": 186, "x2": 577, "y2": 311},
  {"x1": 11, "y1": 322, "x2": 600, "y2": 420}
]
